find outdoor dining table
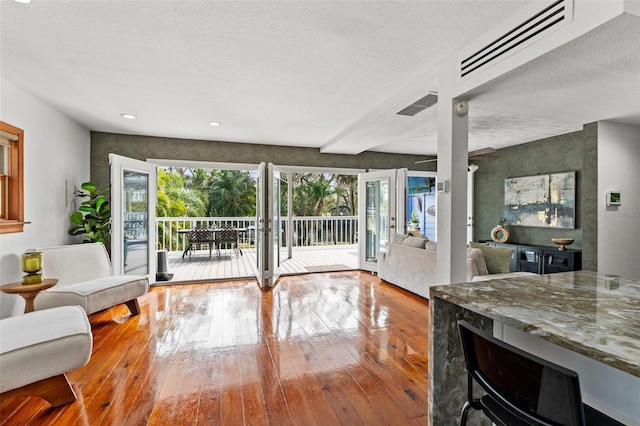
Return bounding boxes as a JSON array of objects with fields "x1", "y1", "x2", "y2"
[{"x1": 178, "y1": 227, "x2": 247, "y2": 258}]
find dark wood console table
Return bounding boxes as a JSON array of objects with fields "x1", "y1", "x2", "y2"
[{"x1": 482, "y1": 241, "x2": 582, "y2": 274}]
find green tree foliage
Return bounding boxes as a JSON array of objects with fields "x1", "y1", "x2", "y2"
[
  {"x1": 156, "y1": 169, "x2": 357, "y2": 220},
  {"x1": 156, "y1": 168, "x2": 209, "y2": 250},
  {"x1": 185, "y1": 167, "x2": 208, "y2": 190},
  {"x1": 279, "y1": 174, "x2": 289, "y2": 216},
  {"x1": 332, "y1": 174, "x2": 358, "y2": 215},
  {"x1": 156, "y1": 169, "x2": 207, "y2": 217},
  {"x1": 287, "y1": 173, "x2": 357, "y2": 246},
  {"x1": 290, "y1": 173, "x2": 357, "y2": 216},
  {"x1": 293, "y1": 174, "x2": 333, "y2": 216},
  {"x1": 207, "y1": 170, "x2": 256, "y2": 217}
]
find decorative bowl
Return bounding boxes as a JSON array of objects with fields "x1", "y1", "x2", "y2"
[{"x1": 551, "y1": 238, "x2": 574, "y2": 251}]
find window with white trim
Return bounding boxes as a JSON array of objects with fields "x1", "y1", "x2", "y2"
[{"x1": 0, "y1": 121, "x2": 26, "y2": 234}]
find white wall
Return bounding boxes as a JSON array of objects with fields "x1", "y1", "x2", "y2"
[
  {"x1": 0, "y1": 78, "x2": 90, "y2": 317},
  {"x1": 598, "y1": 121, "x2": 640, "y2": 279}
]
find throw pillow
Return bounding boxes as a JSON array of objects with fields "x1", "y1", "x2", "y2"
[
  {"x1": 401, "y1": 235, "x2": 428, "y2": 249},
  {"x1": 469, "y1": 242, "x2": 514, "y2": 274},
  {"x1": 390, "y1": 233, "x2": 407, "y2": 244},
  {"x1": 467, "y1": 247, "x2": 489, "y2": 276}
]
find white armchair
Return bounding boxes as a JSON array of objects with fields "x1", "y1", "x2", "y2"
[
  {"x1": 0, "y1": 306, "x2": 92, "y2": 406},
  {"x1": 35, "y1": 243, "x2": 149, "y2": 316}
]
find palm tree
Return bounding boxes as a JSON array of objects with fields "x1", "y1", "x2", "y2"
[
  {"x1": 156, "y1": 169, "x2": 209, "y2": 249},
  {"x1": 184, "y1": 168, "x2": 208, "y2": 191},
  {"x1": 207, "y1": 170, "x2": 256, "y2": 217},
  {"x1": 333, "y1": 174, "x2": 358, "y2": 215},
  {"x1": 290, "y1": 174, "x2": 335, "y2": 245},
  {"x1": 157, "y1": 169, "x2": 207, "y2": 218},
  {"x1": 293, "y1": 173, "x2": 334, "y2": 216}
]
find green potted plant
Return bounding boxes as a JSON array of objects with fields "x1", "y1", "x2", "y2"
[
  {"x1": 68, "y1": 182, "x2": 111, "y2": 249},
  {"x1": 408, "y1": 211, "x2": 420, "y2": 232}
]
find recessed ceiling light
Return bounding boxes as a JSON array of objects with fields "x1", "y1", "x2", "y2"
[
  {"x1": 120, "y1": 113, "x2": 136, "y2": 120},
  {"x1": 14, "y1": 0, "x2": 31, "y2": 3},
  {"x1": 209, "y1": 121, "x2": 221, "y2": 127}
]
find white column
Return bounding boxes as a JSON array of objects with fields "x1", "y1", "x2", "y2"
[
  {"x1": 287, "y1": 171, "x2": 293, "y2": 259},
  {"x1": 436, "y1": 95, "x2": 469, "y2": 285}
]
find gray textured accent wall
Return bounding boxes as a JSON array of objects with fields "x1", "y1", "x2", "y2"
[
  {"x1": 90, "y1": 130, "x2": 435, "y2": 192},
  {"x1": 474, "y1": 123, "x2": 598, "y2": 270},
  {"x1": 581, "y1": 123, "x2": 598, "y2": 271}
]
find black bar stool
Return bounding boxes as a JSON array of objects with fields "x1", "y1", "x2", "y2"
[{"x1": 458, "y1": 320, "x2": 624, "y2": 426}]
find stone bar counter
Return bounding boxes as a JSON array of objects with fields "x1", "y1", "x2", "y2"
[{"x1": 428, "y1": 270, "x2": 640, "y2": 425}]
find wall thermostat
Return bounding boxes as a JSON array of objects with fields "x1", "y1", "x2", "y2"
[{"x1": 606, "y1": 191, "x2": 621, "y2": 206}]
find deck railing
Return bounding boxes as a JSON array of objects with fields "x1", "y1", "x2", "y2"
[{"x1": 154, "y1": 216, "x2": 358, "y2": 252}]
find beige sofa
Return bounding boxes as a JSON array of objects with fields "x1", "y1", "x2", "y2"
[{"x1": 377, "y1": 235, "x2": 530, "y2": 298}]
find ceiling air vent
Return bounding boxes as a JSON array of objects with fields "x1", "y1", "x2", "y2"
[
  {"x1": 461, "y1": 0, "x2": 569, "y2": 78},
  {"x1": 396, "y1": 93, "x2": 438, "y2": 116}
]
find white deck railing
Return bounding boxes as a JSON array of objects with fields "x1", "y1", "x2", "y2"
[{"x1": 155, "y1": 216, "x2": 358, "y2": 252}]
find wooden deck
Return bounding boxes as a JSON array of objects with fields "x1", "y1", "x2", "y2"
[{"x1": 163, "y1": 244, "x2": 359, "y2": 283}]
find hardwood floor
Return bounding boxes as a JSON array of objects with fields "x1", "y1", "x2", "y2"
[{"x1": 0, "y1": 272, "x2": 429, "y2": 425}]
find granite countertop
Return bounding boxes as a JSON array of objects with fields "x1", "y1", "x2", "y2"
[{"x1": 430, "y1": 270, "x2": 640, "y2": 378}]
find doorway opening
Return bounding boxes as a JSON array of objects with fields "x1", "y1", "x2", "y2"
[{"x1": 149, "y1": 162, "x2": 360, "y2": 282}]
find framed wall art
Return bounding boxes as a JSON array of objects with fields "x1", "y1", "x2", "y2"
[{"x1": 504, "y1": 171, "x2": 575, "y2": 229}]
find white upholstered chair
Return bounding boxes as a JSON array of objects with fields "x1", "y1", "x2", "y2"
[
  {"x1": 0, "y1": 306, "x2": 93, "y2": 406},
  {"x1": 35, "y1": 243, "x2": 149, "y2": 316}
]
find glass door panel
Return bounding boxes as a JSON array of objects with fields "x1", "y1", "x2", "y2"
[
  {"x1": 358, "y1": 170, "x2": 395, "y2": 272},
  {"x1": 406, "y1": 172, "x2": 437, "y2": 241},
  {"x1": 256, "y1": 163, "x2": 267, "y2": 287},
  {"x1": 123, "y1": 170, "x2": 149, "y2": 275},
  {"x1": 270, "y1": 164, "x2": 282, "y2": 285},
  {"x1": 254, "y1": 162, "x2": 282, "y2": 289},
  {"x1": 365, "y1": 180, "x2": 389, "y2": 261},
  {"x1": 110, "y1": 154, "x2": 157, "y2": 280}
]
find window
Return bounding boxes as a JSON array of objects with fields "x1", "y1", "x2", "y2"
[{"x1": 0, "y1": 121, "x2": 26, "y2": 234}]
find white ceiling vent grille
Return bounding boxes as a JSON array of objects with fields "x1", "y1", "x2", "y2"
[
  {"x1": 396, "y1": 93, "x2": 438, "y2": 116},
  {"x1": 461, "y1": 0, "x2": 570, "y2": 78}
]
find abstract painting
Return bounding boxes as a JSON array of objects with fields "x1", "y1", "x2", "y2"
[{"x1": 504, "y1": 172, "x2": 575, "y2": 229}]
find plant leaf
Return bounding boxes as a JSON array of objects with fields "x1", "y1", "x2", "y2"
[{"x1": 81, "y1": 182, "x2": 97, "y2": 194}]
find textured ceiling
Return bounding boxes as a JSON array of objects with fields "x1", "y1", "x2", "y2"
[
  {"x1": 464, "y1": 13, "x2": 640, "y2": 137},
  {"x1": 1, "y1": 0, "x2": 638, "y2": 157}
]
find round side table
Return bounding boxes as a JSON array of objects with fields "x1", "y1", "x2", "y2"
[{"x1": 0, "y1": 278, "x2": 58, "y2": 313}]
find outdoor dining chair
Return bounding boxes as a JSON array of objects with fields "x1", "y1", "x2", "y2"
[
  {"x1": 186, "y1": 228, "x2": 215, "y2": 259},
  {"x1": 215, "y1": 228, "x2": 240, "y2": 257}
]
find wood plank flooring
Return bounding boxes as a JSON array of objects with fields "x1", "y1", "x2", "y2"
[{"x1": 0, "y1": 272, "x2": 429, "y2": 425}]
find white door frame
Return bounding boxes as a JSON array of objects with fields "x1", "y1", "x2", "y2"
[
  {"x1": 109, "y1": 154, "x2": 157, "y2": 282},
  {"x1": 398, "y1": 169, "x2": 437, "y2": 236},
  {"x1": 256, "y1": 163, "x2": 267, "y2": 288},
  {"x1": 358, "y1": 169, "x2": 396, "y2": 272},
  {"x1": 255, "y1": 163, "x2": 282, "y2": 289}
]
